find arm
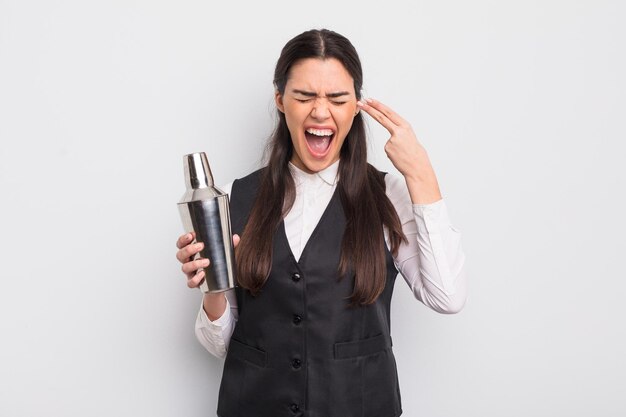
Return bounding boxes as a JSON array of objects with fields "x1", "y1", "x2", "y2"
[
  {"x1": 385, "y1": 175, "x2": 467, "y2": 313},
  {"x1": 194, "y1": 289, "x2": 239, "y2": 358},
  {"x1": 176, "y1": 182, "x2": 240, "y2": 358},
  {"x1": 176, "y1": 232, "x2": 241, "y2": 358},
  {"x1": 358, "y1": 98, "x2": 467, "y2": 313}
]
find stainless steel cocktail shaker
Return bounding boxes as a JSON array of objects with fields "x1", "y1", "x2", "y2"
[{"x1": 178, "y1": 152, "x2": 236, "y2": 293}]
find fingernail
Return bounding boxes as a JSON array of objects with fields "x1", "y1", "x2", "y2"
[
  {"x1": 202, "y1": 259, "x2": 210, "y2": 267},
  {"x1": 195, "y1": 243, "x2": 204, "y2": 250},
  {"x1": 365, "y1": 98, "x2": 373, "y2": 103},
  {"x1": 357, "y1": 100, "x2": 364, "y2": 107}
]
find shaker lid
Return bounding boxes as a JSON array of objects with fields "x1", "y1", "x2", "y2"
[{"x1": 183, "y1": 152, "x2": 214, "y2": 190}]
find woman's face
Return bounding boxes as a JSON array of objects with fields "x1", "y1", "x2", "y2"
[{"x1": 275, "y1": 58, "x2": 359, "y2": 174}]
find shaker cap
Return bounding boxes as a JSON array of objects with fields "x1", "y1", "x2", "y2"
[{"x1": 183, "y1": 152, "x2": 214, "y2": 190}]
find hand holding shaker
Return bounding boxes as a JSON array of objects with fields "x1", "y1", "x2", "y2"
[{"x1": 178, "y1": 152, "x2": 236, "y2": 292}]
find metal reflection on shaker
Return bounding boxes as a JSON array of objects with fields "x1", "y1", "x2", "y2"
[{"x1": 178, "y1": 152, "x2": 236, "y2": 292}]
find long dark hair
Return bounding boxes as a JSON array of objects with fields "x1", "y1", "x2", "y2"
[{"x1": 236, "y1": 29, "x2": 406, "y2": 305}]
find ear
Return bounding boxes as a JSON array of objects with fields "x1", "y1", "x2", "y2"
[{"x1": 275, "y1": 90, "x2": 285, "y2": 113}]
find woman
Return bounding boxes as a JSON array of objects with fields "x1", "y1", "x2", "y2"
[{"x1": 176, "y1": 29, "x2": 467, "y2": 417}]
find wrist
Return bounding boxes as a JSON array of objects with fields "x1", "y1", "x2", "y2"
[
  {"x1": 404, "y1": 176, "x2": 442, "y2": 205},
  {"x1": 203, "y1": 293, "x2": 227, "y2": 321}
]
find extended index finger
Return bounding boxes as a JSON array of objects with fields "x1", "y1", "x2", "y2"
[
  {"x1": 358, "y1": 100, "x2": 397, "y2": 133},
  {"x1": 364, "y1": 98, "x2": 407, "y2": 126}
]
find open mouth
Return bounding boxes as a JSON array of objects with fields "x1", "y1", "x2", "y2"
[{"x1": 304, "y1": 128, "x2": 335, "y2": 157}]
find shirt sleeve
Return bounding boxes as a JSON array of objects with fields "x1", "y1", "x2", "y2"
[
  {"x1": 385, "y1": 174, "x2": 468, "y2": 313},
  {"x1": 194, "y1": 289, "x2": 239, "y2": 359}
]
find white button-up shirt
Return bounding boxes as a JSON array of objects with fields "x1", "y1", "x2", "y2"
[{"x1": 195, "y1": 160, "x2": 468, "y2": 358}]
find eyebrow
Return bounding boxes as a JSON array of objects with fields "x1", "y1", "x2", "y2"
[{"x1": 291, "y1": 89, "x2": 351, "y2": 98}]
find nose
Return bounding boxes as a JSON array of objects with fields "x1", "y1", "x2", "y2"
[{"x1": 311, "y1": 98, "x2": 330, "y2": 120}]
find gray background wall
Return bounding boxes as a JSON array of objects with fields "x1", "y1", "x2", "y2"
[{"x1": 1, "y1": 0, "x2": 624, "y2": 416}]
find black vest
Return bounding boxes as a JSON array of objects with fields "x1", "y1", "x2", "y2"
[{"x1": 217, "y1": 169, "x2": 402, "y2": 417}]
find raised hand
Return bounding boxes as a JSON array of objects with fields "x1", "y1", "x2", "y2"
[{"x1": 357, "y1": 98, "x2": 442, "y2": 204}]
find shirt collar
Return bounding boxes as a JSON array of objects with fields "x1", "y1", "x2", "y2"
[{"x1": 289, "y1": 159, "x2": 340, "y2": 187}]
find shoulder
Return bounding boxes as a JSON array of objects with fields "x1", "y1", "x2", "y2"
[
  {"x1": 231, "y1": 167, "x2": 266, "y2": 197},
  {"x1": 235, "y1": 167, "x2": 265, "y2": 185},
  {"x1": 383, "y1": 172, "x2": 409, "y2": 200},
  {"x1": 228, "y1": 167, "x2": 267, "y2": 230},
  {"x1": 220, "y1": 168, "x2": 265, "y2": 197},
  {"x1": 366, "y1": 164, "x2": 409, "y2": 202},
  {"x1": 371, "y1": 166, "x2": 412, "y2": 209}
]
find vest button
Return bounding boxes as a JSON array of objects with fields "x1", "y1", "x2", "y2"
[
  {"x1": 290, "y1": 403, "x2": 300, "y2": 413},
  {"x1": 293, "y1": 314, "x2": 302, "y2": 325},
  {"x1": 291, "y1": 358, "x2": 302, "y2": 369},
  {"x1": 291, "y1": 272, "x2": 301, "y2": 282}
]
